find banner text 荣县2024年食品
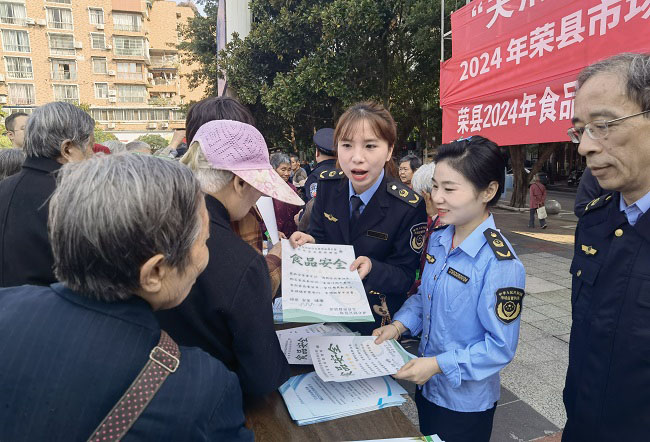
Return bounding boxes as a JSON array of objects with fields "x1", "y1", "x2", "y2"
[{"x1": 440, "y1": 0, "x2": 650, "y2": 145}]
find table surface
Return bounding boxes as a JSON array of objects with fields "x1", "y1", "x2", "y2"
[{"x1": 245, "y1": 323, "x2": 422, "y2": 441}]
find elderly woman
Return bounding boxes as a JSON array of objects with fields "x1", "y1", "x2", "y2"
[
  {"x1": 411, "y1": 162, "x2": 438, "y2": 224},
  {"x1": 399, "y1": 154, "x2": 422, "y2": 188},
  {"x1": 0, "y1": 154, "x2": 252, "y2": 441},
  {"x1": 0, "y1": 102, "x2": 94, "y2": 287},
  {"x1": 270, "y1": 152, "x2": 302, "y2": 238},
  {"x1": 156, "y1": 120, "x2": 303, "y2": 399},
  {"x1": 125, "y1": 140, "x2": 152, "y2": 154}
]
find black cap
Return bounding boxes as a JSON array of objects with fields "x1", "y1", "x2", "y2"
[{"x1": 313, "y1": 128, "x2": 335, "y2": 155}]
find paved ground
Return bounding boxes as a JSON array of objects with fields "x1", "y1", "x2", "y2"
[{"x1": 397, "y1": 189, "x2": 577, "y2": 441}]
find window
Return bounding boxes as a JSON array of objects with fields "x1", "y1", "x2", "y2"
[
  {"x1": 5, "y1": 56, "x2": 32, "y2": 79},
  {"x1": 48, "y1": 33, "x2": 74, "y2": 56},
  {"x1": 0, "y1": 2, "x2": 26, "y2": 25},
  {"x1": 51, "y1": 59, "x2": 77, "y2": 80},
  {"x1": 91, "y1": 32, "x2": 105, "y2": 49},
  {"x1": 116, "y1": 62, "x2": 142, "y2": 80},
  {"x1": 8, "y1": 83, "x2": 34, "y2": 105},
  {"x1": 92, "y1": 57, "x2": 107, "y2": 74},
  {"x1": 47, "y1": 0, "x2": 72, "y2": 4},
  {"x1": 114, "y1": 36, "x2": 144, "y2": 56},
  {"x1": 46, "y1": 7, "x2": 73, "y2": 30},
  {"x1": 113, "y1": 12, "x2": 141, "y2": 32},
  {"x1": 94, "y1": 82, "x2": 108, "y2": 99},
  {"x1": 117, "y1": 84, "x2": 146, "y2": 103},
  {"x1": 151, "y1": 71, "x2": 177, "y2": 85},
  {"x1": 88, "y1": 8, "x2": 104, "y2": 25},
  {"x1": 1, "y1": 30, "x2": 29, "y2": 52},
  {"x1": 53, "y1": 84, "x2": 79, "y2": 104}
]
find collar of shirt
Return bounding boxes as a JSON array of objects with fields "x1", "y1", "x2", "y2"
[
  {"x1": 435, "y1": 214, "x2": 496, "y2": 258},
  {"x1": 348, "y1": 169, "x2": 384, "y2": 211},
  {"x1": 619, "y1": 190, "x2": 650, "y2": 226}
]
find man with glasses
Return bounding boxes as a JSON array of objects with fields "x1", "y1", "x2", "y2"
[
  {"x1": 4, "y1": 112, "x2": 28, "y2": 149},
  {"x1": 563, "y1": 53, "x2": 650, "y2": 441}
]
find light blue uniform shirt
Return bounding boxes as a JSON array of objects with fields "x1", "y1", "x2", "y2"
[
  {"x1": 394, "y1": 214, "x2": 526, "y2": 412},
  {"x1": 348, "y1": 170, "x2": 384, "y2": 216},
  {"x1": 619, "y1": 190, "x2": 650, "y2": 226}
]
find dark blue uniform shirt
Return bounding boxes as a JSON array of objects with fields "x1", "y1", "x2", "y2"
[
  {"x1": 0, "y1": 283, "x2": 253, "y2": 442},
  {"x1": 563, "y1": 192, "x2": 650, "y2": 440},
  {"x1": 308, "y1": 170, "x2": 427, "y2": 334}
]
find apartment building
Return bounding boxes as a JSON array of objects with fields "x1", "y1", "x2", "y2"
[{"x1": 0, "y1": 0, "x2": 205, "y2": 141}]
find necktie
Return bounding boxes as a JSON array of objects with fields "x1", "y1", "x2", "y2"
[{"x1": 350, "y1": 195, "x2": 363, "y2": 230}]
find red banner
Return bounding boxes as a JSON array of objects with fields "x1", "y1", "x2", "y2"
[{"x1": 440, "y1": 0, "x2": 650, "y2": 145}]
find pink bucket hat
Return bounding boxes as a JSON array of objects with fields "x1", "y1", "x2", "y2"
[{"x1": 191, "y1": 120, "x2": 304, "y2": 206}]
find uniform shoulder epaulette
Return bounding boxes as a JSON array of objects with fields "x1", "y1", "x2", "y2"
[
  {"x1": 386, "y1": 182, "x2": 422, "y2": 208},
  {"x1": 483, "y1": 228, "x2": 515, "y2": 261},
  {"x1": 583, "y1": 193, "x2": 613, "y2": 215},
  {"x1": 318, "y1": 169, "x2": 345, "y2": 180}
]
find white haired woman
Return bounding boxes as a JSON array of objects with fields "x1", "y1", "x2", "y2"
[{"x1": 0, "y1": 154, "x2": 252, "y2": 441}]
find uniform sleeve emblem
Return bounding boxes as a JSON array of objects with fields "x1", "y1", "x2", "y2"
[
  {"x1": 495, "y1": 287, "x2": 524, "y2": 324},
  {"x1": 409, "y1": 222, "x2": 427, "y2": 252}
]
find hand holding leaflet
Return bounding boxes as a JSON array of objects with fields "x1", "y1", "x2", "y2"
[
  {"x1": 276, "y1": 323, "x2": 357, "y2": 365},
  {"x1": 309, "y1": 336, "x2": 415, "y2": 382}
]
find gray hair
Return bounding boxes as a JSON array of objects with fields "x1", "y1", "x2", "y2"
[
  {"x1": 270, "y1": 152, "x2": 290, "y2": 170},
  {"x1": 411, "y1": 162, "x2": 435, "y2": 196},
  {"x1": 399, "y1": 154, "x2": 422, "y2": 172},
  {"x1": 126, "y1": 140, "x2": 151, "y2": 153},
  {"x1": 102, "y1": 140, "x2": 126, "y2": 153},
  {"x1": 0, "y1": 148, "x2": 25, "y2": 180},
  {"x1": 24, "y1": 102, "x2": 95, "y2": 159},
  {"x1": 49, "y1": 153, "x2": 203, "y2": 302},
  {"x1": 181, "y1": 141, "x2": 234, "y2": 194},
  {"x1": 577, "y1": 52, "x2": 650, "y2": 116}
]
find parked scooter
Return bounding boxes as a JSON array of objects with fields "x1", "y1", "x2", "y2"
[{"x1": 567, "y1": 169, "x2": 583, "y2": 187}]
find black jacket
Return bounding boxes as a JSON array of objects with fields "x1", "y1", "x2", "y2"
[
  {"x1": 304, "y1": 158, "x2": 337, "y2": 201},
  {"x1": 308, "y1": 171, "x2": 427, "y2": 334},
  {"x1": 0, "y1": 157, "x2": 61, "y2": 287},
  {"x1": 156, "y1": 195, "x2": 290, "y2": 398},
  {"x1": 563, "y1": 193, "x2": 650, "y2": 440},
  {"x1": 0, "y1": 283, "x2": 252, "y2": 442}
]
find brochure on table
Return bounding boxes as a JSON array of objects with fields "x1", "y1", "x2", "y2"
[
  {"x1": 281, "y1": 240, "x2": 374, "y2": 323},
  {"x1": 279, "y1": 371, "x2": 407, "y2": 426},
  {"x1": 350, "y1": 436, "x2": 444, "y2": 442},
  {"x1": 276, "y1": 323, "x2": 358, "y2": 365},
  {"x1": 310, "y1": 336, "x2": 415, "y2": 382}
]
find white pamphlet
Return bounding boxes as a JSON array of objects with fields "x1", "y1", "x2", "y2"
[
  {"x1": 276, "y1": 323, "x2": 357, "y2": 365},
  {"x1": 281, "y1": 240, "x2": 374, "y2": 323},
  {"x1": 309, "y1": 336, "x2": 414, "y2": 382},
  {"x1": 257, "y1": 196, "x2": 279, "y2": 244}
]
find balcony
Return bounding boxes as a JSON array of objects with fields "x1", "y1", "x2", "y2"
[
  {"x1": 48, "y1": 20, "x2": 73, "y2": 30},
  {"x1": 51, "y1": 72, "x2": 77, "y2": 81},
  {"x1": 10, "y1": 96, "x2": 35, "y2": 105},
  {"x1": 116, "y1": 72, "x2": 143, "y2": 81},
  {"x1": 0, "y1": 17, "x2": 26, "y2": 26},
  {"x1": 114, "y1": 23, "x2": 141, "y2": 32},
  {"x1": 4, "y1": 44, "x2": 29, "y2": 52},
  {"x1": 149, "y1": 55, "x2": 178, "y2": 68},
  {"x1": 7, "y1": 70, "x2": 32, "y2": 79}
]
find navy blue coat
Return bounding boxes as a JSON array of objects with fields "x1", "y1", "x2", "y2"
[
  {"x1": 304, "y1": 158, "x2": 337, "y2": 201},
  {"x1": 563, "y1": 193, "x2": 650, "y2": 441},
  {"x1": 0, "y1": 157, "x2": 61, "y2": 287},
  {"x1": 0, "y1": 283, "x2": 253, "y2": 442},
  {"x1": 309, "y1": 171, "x2": 427, "y2": 334}
]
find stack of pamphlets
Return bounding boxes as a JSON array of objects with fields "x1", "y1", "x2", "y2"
[
  {"x1": 279, "y1": 371, "x2": 407, "y2": 426},
  {"x1": 350, "y1": 437, "x2": 443, "y2": 442},
  {"x1": 276, "y1": 323, "x2": 358, "y2": 365},
  {"x1": 272, "y1": 297, "x2": 283, "y2": 323}
]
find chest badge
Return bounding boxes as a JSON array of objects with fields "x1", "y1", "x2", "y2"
[
  {"x1": 495, "y1": 287, "x2": 524, "y2": 324},
  {"x1": 447, "y1": 267, "x2": 469, "y2": 284},
  {"x1": 367, "y1": 230, "x2": 388, "y2": 240},
  {"x1": 426, "y1": 254, "x2": 436, "y2": 264},
  {"x1": 581, "y1": 245, "x2": 598, "y2": 256},
  {"x1": 324, "y1": 212, "x2": 338, "y2": 222}
]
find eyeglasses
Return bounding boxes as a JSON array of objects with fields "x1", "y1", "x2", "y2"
[{"x1": 567, "y1": 109, "x2": 650, "y2": 144}]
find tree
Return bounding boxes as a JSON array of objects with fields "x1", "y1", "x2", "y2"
[
  {"x1": 136, "y1": 134, "x2": 168, "y2": 152},
  {"x1": 508, "y1": 143, "x2": 559, "y2": 208},
  {"x1": 94, "y1": 127, "x2": 118, "y2": 144},
  {"x1": 180, "y1": 0, "x2": 452, "y2": 154},
  {"x1": 0, "y1": 108, "x2": 11, "y2": 148}
]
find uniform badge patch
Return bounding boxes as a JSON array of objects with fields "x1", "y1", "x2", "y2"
[
  {"x1": 447, "y1": 267, "x2": 469, "y2": 284},
  {"x1": 495, "y1": 287, "x2": 524, "y2": 324},
  {"x1": 409, "y1": 222, "x2": 427, "y2": 252},
  {"x1": 310, "y1": 182, "x2": 318, "y2": 198},
  {"x1": 426, "y1": 254, "x2": 436, "y2": 264}
]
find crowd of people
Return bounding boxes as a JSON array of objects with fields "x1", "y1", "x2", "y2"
[{"x1": 0, "y1": 51, "x2": 648, "y2": 442}]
